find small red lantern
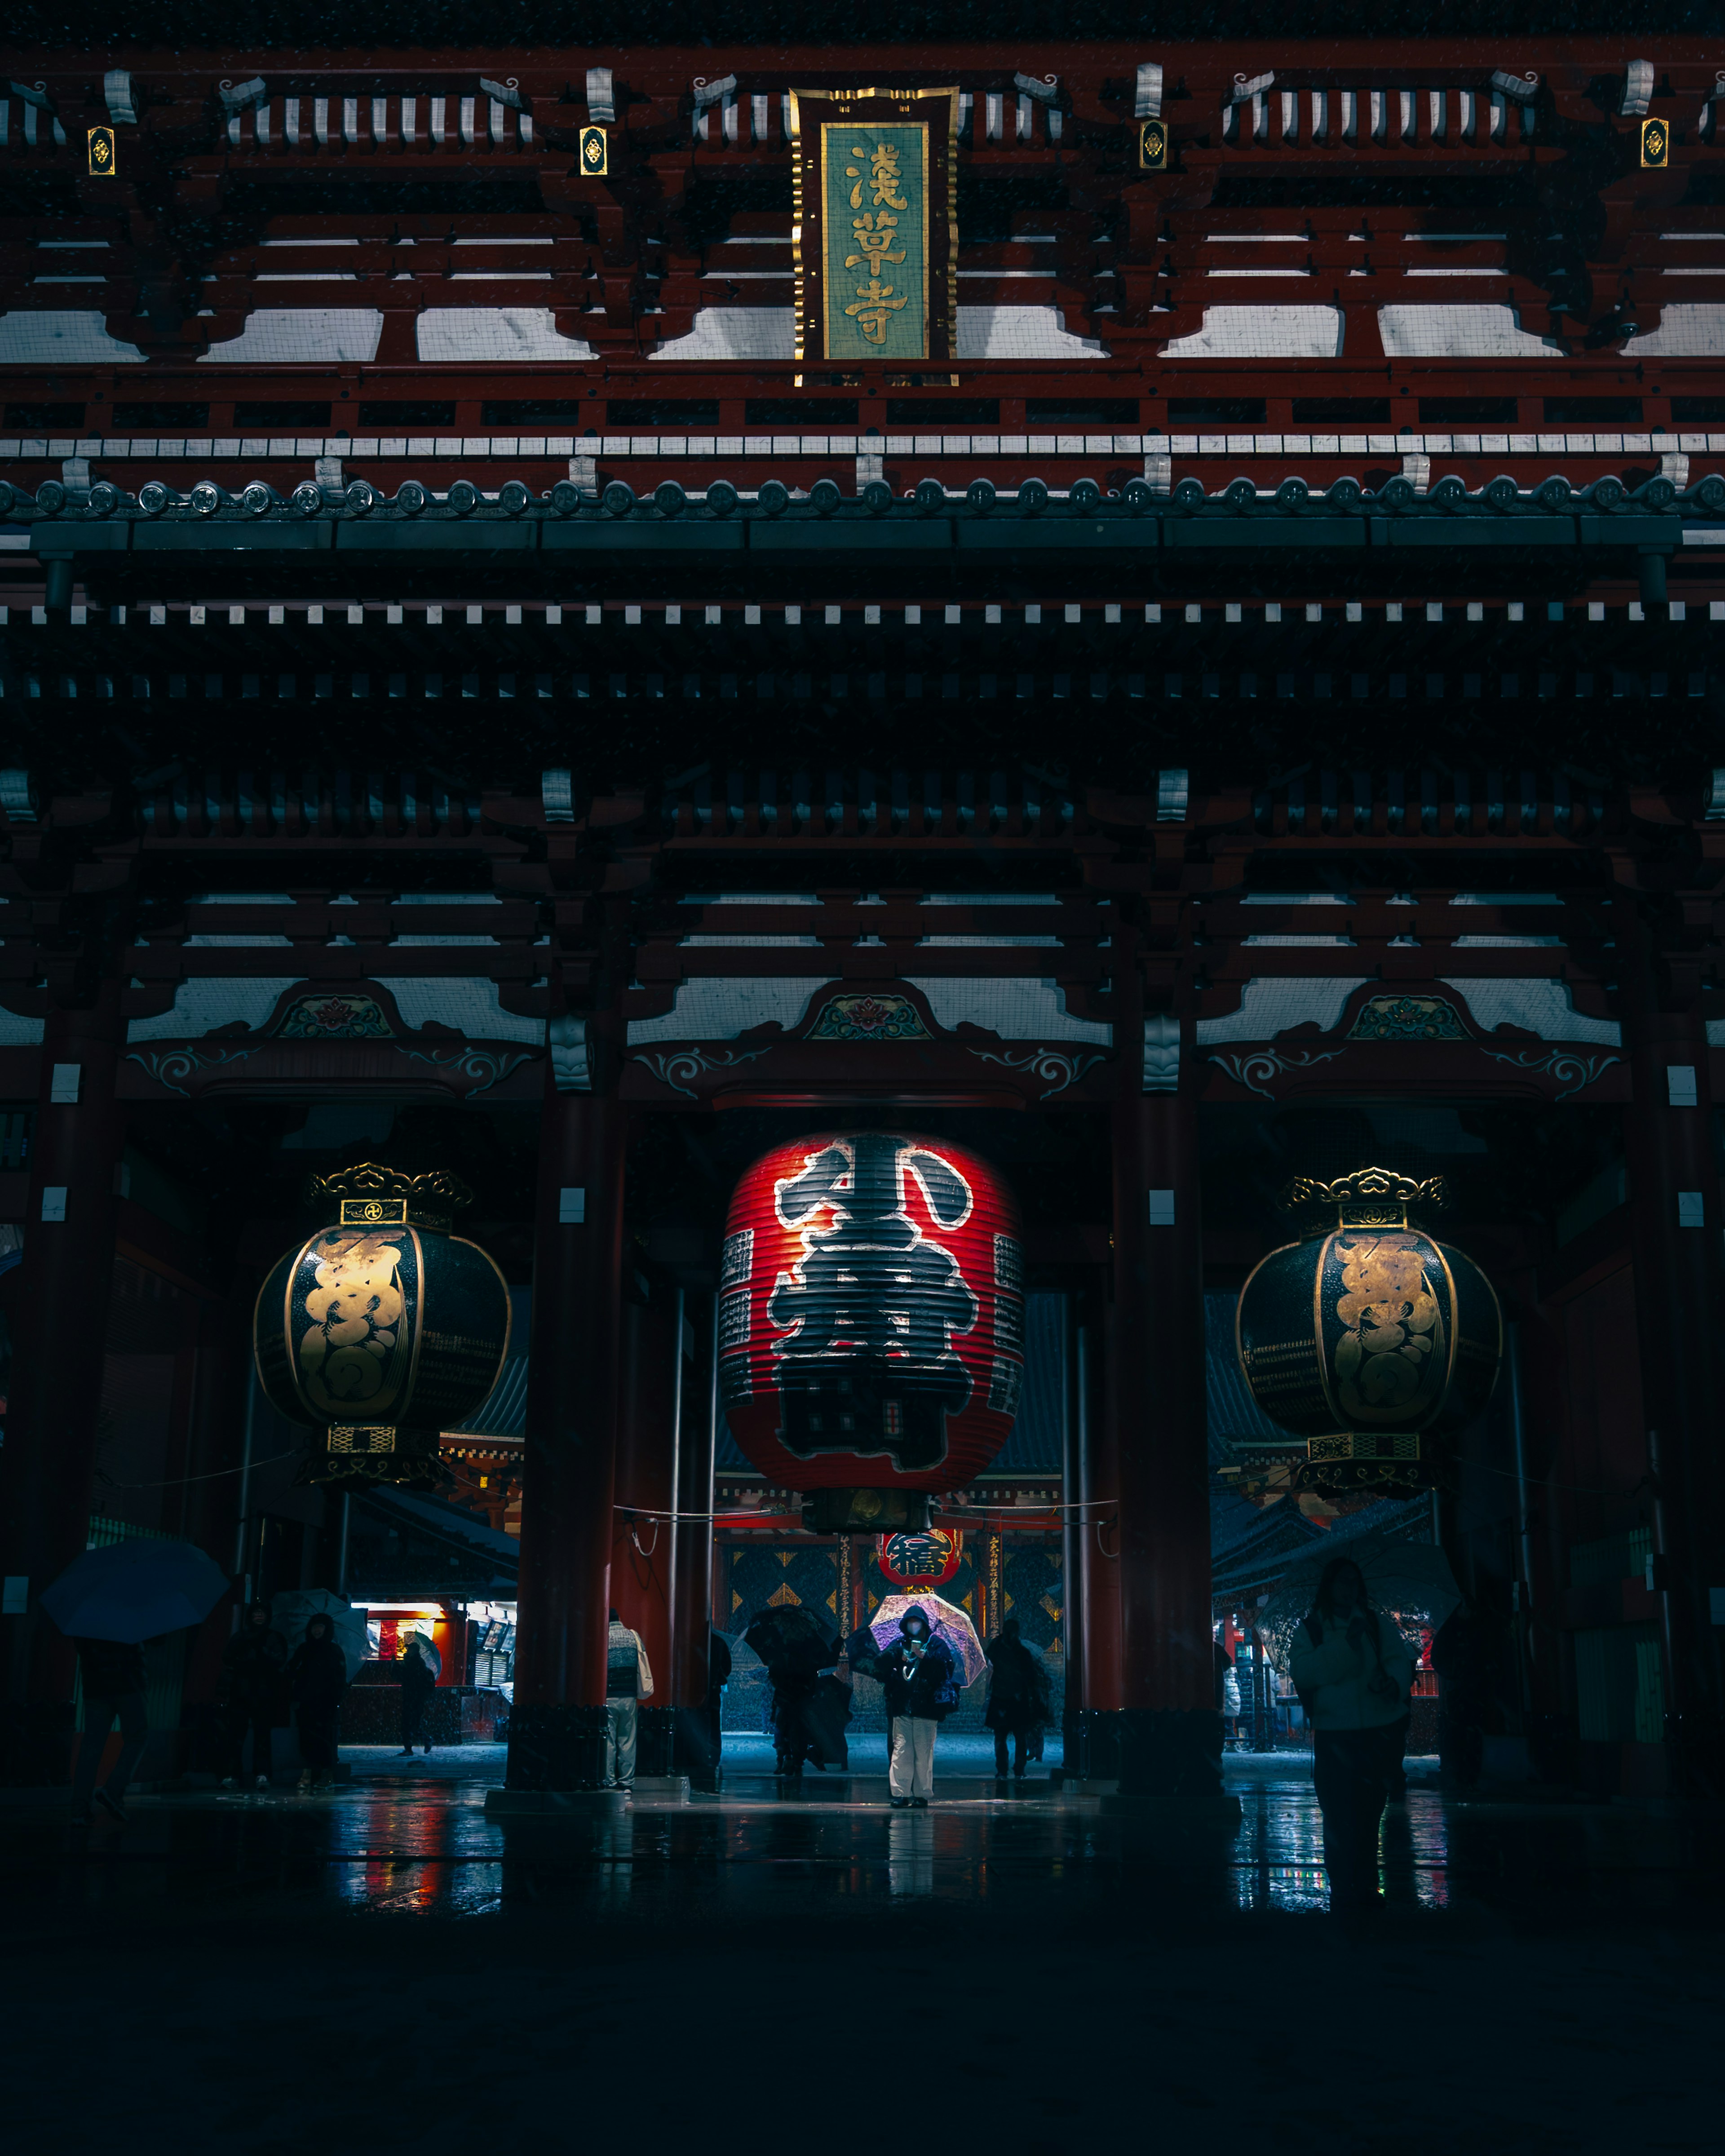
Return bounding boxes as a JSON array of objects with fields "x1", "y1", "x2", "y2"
[
  {"x1": 876, "y1": 1527, "x2": 963, "y2": 1588},
  {"x1": 720, "y1": 1132, "x2": 1024, "y2": 1531}
]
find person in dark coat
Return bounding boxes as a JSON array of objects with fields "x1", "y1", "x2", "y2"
[
  {"x1": 1431, "y1": 1600, "x2": 1496, "y2": 1791},
  {"x1": 688, "y1": 1627, "x2": 732, "y2": 1793},
  {"x1": 745, "y1": 1608, "x2": 845, "y2": 1777},
  {"x1": 867, "y1": 1607, "x2": 961, "y2": 1808},
  {"x1": 71, "y1": 1636, "x2": 150, "y2": 1826},
  {"x1": 766, "y1": 1639, "x2": 847, "y2": 1776},
  {"x1": 984, "y1": 1617, "x2": 1052, "y2": 1780},
  {"x1": 397, "y1": 1631, "x2": 438, "y2": 1758},
  {"x1": 287, "y1": 1612, "x2": 349, "y2": 1793},
  {"x1": 219, "y1": 1602, "x2": 287, "y2": 1789}
]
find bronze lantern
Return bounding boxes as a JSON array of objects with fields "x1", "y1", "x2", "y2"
[
  {"x1": 1234, "y1": 1168, "x2": 1502, "y2": 1495},
  {"x1": 253, "y1": 1164, "x2": 512, "y2": 1485}
]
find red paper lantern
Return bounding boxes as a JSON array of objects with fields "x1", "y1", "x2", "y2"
[
  {"x1": 876, "y1": 1527, "x2": 964, "y2": 1588},
  {"x1": 720, "y1": 1132, "x2": 1024, "y2": 1526}
]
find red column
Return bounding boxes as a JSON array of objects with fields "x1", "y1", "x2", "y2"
[
  {"x1": 1619, "y1": 897, "x2": 1725, "y2": 1769},
  {"x1": 670, "y1": 1290, "x2": 715, "y2": 1705},
  {"x1": 1106, "y1": 966, "x2": 1230, "y2": 1813},
  {"x1": 612, "y1": 1297, "x2": 678, "y2": 1699},
  {"x1": 0, "y1": 985, "x2": 127, "y2": 1784},
  {"x1": 506, "y1": 1061, "x2": 626, "y2": 1790},
  {"x1": 672, "y1": 1292, "x2": 720, "y2": 1787},
  {"x1": 1082, "y1": 1314, "x2": 1123, "y2": 1721}
]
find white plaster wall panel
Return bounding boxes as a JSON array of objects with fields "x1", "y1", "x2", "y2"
[
  {"x1": 1440, "y1": 978, "x2": 1621, "y2": 1045},
  {"x1": 126, "y1": 979, "x2": 302, "y2": 1040},
  {"x1": 627, "y1": 977, "x2": 838, "y2": 1042},
  {"x1": 1378, "y1": 305, "x2": 1561, "y2": 357},
  {"x1": 906, "y1": 977, "x2": 1111, "y2": 1042},
  {"x1": 0, "y1": 311, "x2": 146, "y2": 363},
  {"x1": 1625, "y1": 305, "x2": 1725, "y2": 357},
  {"x1": 1160, "y1": 307, "x2": 1343, "y2": 359},
  {"x1": 1195, "y1": 977, "x2": 1370, "y2": 1043},
  {"x1": 416, "y1": 308, "x2": 597, "y2": 363}
]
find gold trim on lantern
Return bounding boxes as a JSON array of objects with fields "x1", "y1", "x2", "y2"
[{"x1": 308, "y1": 1162, "x2": 473, "y2": 1232}]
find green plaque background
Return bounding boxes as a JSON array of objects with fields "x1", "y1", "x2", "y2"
[{"x1": 821, "y1": 120, "x2": 928, "y2": 361}]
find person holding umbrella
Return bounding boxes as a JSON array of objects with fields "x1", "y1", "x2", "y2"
[
  {"x1": 288, "y1": 1611, "x2": 349, "y2": 1793},
  {"x1": 41, "y1": 1536, "x2": 231, "y2": 1827},
  {"x1": 867, "y1": 1606, "x2": 961, "y2": 1808},
  {"x1": 1290, "y1": 1555, "x2": 1414, "y2": 1922},
  {"x1": 70, "y1": 1636, "x2": 150, "y2": 1825},
  {"x1": 396, "y1": 1629, "x2": 438, "y2": 1758},
  {"x1": 743, "y1": 1606, "x2": 846, "y2": 1779},
  {"x1": 983, "y1": 1616, "x2": 1052, "y2": 1781}
]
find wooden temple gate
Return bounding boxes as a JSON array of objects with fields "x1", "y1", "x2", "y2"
[{"x1": 0, "y1": 16, "x2": 1722, "y2": 1805}]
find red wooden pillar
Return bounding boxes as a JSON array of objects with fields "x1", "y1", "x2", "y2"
[
  {"x1": 671, "y1": 1291, "x2": 718, "y2": 1780},
  {"x1": 1078, "y1": 1314, "x2": 1121, "y2": 1735},
  {"x1": 0, "y1": 985, "x2": 127, "y2": 1785},
  {"x1": 1106, "y1": 974, "x2": 1230, "y2": 1814},
  {"x1": 1619, "y1": 897, "x2": 1725, "y2": 1771},
  {"x1": 613, "y1": 1295, "x2": 679, "y2": 1767},
  {"x1": 506, "y1": 1050, "x2": 627, "y2": 1791}
]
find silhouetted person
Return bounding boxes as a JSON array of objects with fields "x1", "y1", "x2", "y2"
[
  {"x1": 1291, "y1": 1557, "x2": 1413, "y2": 1922},
  {"x1": 1431, "y1": 1599, "x2": 1495, "y2": 1791},
  {"x1": 700, "y1": 1627, "x2": 732, "y2": 1790},
  {"x1": 984, "y1": 1617, "x2": 1051, "y2": 1779},
  {"x1": 289, "y1": 1612, "x2": 349, "y2": 1793},
  {"x1": 219, "y1": 1601, "x2": 286, "y2": 1789},
  {"x1": 397, "y1": 1632, "x2": 437, "y2": 1758},
  {"x1": 71, "y1": 1637, "x2": 150, "y2": 1826}
]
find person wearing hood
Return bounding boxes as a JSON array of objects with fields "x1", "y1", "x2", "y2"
[
  {"x1": 869, "y1": 1607, "x2": 961, "y2": 1808},
  {"x1": 219, "y1": 1601, "x2": 287, "y2": 1790},
  {"x1": 984, "y1": 1617, "x2": 1052, "y2": 1780},
  {"x1": 397, "y1": 1630, "x2": 438, "y2": 1758},
  {"x1": 1290, "y1": 1557, "x2": 1414, "y2": 1920},
  {"x1": 287, "y1": 1612, "x2": 349, "y2": 1794}
]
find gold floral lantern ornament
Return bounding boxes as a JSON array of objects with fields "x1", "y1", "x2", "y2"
[
  {"x1": 1234, "y1": 1169, "x2": 1502, "y2": 1495},
  {"x1": 253, "y1": 1164, "x2": 512, "y2": 1485}
]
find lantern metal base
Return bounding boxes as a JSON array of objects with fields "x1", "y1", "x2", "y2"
[
  {"x1": 801, "y1": 1487, "x2": 930, "y2": 1536},
  {"x1": 300, "y1": 1424, "x2": 447, "y2": 1488},
  {"x1": 1296, "y1": 1430, "x2": 1441, "y2": 1500}
]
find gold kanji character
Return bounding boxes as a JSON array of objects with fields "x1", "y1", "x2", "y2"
[
  {"x1": 844, "y1": 277, "x2": 908, "y2": 343},
  {"x1": 845, "y1": 211, "x2": 905, "y2": 275}
]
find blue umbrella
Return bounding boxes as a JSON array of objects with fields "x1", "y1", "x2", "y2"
[{"x1": 40, "y1": 1540, "x2": 230, "y2": 1644}]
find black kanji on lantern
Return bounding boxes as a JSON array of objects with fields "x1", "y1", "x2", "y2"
[{"x1": 766, "y1": 1134, "x2": 978, "y2": 1469}]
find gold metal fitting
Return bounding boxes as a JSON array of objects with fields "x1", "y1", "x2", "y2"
[
  {"x1": 307, "y1": 1163, "x2": 474, "y2": 1233},
  {"x1": 1278, "y1": 1165, "x2": 1449, "y2": 1234}
]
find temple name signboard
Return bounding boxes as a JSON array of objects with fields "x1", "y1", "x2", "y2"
[{"x1": 790, "y1": 87, "x2": 959, "y2": 366}]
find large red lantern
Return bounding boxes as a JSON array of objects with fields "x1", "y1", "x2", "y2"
[{"x1": 720, "y1": 1132, "x2": 1024, "y2": 1532}]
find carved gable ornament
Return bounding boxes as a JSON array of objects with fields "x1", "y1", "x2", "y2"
[
  {"x1": 1347, "y1": 993, "x2": 1469, "y2": 1041},
  {"x1": 274, "y1": 991, "x2": 395, "y2": 1040},
  {"x1": 806, "y1": 991, "x2": 931, "y2": 1041}
]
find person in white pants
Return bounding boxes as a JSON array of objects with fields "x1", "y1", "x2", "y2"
[
  {"x1": 870, "y1": 1608, "x2": 960, "y2": 1808},
  {"x1": 890, "y1": 1713, "x2": 938, "y2": 1804}
]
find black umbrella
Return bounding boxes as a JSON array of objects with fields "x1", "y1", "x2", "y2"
[{"x1": 743, "y1": 1604, "x2": 837, "y2": 1674}]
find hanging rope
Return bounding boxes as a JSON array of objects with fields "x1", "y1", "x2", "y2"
[{"x1": 95, "y1": 1446, "x2": 304, "y2": 1492}]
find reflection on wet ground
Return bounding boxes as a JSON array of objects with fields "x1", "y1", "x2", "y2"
[
  {"x1": 7, "y1": 1761, "x2": 1720, "y2": 1930},
  {"x1": 5, "y1": 1761, "x2": 1722, "y2": 2156}
]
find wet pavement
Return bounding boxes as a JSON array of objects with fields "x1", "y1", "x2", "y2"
[{"x1": 3, "y1": 1750, "x2": 1721, "y2": 2153}]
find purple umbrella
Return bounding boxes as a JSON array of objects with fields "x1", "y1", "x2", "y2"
[{"x1": 867, "y1": 1593, "x2": 985, "y2": 1687}]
